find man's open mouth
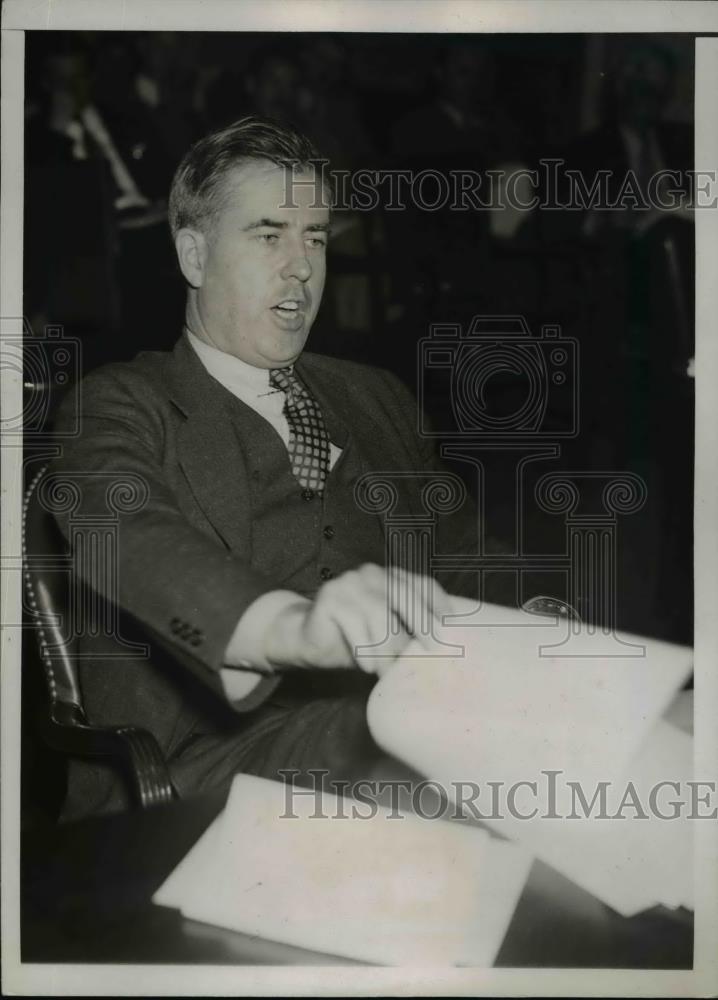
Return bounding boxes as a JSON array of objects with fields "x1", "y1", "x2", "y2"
[{"x1": 272, "y1": 300, "x2": 303, "y2": 318}]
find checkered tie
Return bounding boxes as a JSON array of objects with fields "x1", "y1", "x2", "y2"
[{"x1": 269, "y1": 367, "x2": 331, "y2": 494}]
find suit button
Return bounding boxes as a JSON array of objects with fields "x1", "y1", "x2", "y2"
[
  {"x1": 320, "y1": 567, "x2": 334, "y2": 581},
  {"x1": 323, "y1": 525, "x2": 335, "y2": 540},
  {"x1": 301, "y1": 488, "x2": 315, "y2": 501}
]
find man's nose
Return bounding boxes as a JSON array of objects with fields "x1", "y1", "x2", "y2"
[{"x1": 280, "y1": 244, "x2": 312, "y2": 283}]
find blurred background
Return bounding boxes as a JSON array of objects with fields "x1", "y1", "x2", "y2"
[{"x1": 23, "y1": 30, "x2": 694, "y2": 647}]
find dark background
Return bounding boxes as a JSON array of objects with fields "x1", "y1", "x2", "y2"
[{"x1": 23, "y1": 29, "x2": 694, "y2": 645}]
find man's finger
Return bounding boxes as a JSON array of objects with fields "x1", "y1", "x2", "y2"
[{"x1": 327, "y1": 593, "x2": 412, "y2": 672}]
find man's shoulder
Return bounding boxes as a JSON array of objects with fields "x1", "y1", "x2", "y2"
[
  {"x1": 74, "y1": 349, "x2": 181, "y2": 418},
  {"x1": 56, "y1": 349, "x2": 177, "y2": 439},
  {"x1": 81, "y1": 349, "x2": 171, "y2": 393}
]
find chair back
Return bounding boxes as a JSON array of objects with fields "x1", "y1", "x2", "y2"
[{"x1": 23, "y1": 465, "x2": 86, "y2": 727}]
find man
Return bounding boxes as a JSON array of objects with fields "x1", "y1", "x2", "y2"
[{"x1": 52, "y1": 116, "x2": 484, "y2": 819}]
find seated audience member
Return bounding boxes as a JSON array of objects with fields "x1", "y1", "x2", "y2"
[{"x1": 52, "y1": 116, "x2": 496, "y2": 819}]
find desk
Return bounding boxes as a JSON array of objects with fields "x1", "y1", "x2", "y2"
[{"x1": 21, "y1": 787, "x2": 692, "y2": 968}]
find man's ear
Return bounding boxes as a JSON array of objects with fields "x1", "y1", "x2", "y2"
[{"x1": 175, "y1": 228, "x2": 208, "y2": 289}]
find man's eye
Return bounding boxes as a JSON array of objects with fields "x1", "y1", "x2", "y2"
[
  {"x1": 306, "y1": 237, "x2": 327, "y2": 249},
  {"x1": 257, "y1": 233, "x2": 280, "y2": 244}
]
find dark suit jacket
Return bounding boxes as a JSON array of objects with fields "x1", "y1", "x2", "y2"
[{"x1": 52, "y1": 334, "x2": 482, "y2": 815}]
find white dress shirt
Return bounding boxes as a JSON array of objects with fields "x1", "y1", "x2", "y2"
[{"x1": 186, "y1": 330, "x2": 339, "y2": 701}]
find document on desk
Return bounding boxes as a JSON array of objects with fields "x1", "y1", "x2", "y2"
[
  {"x1": 153, "y1": 773, "x2": 533, "y2": 966},
  {"x1": 366, "y1": 606, "x2": 694, "y2": 918}
]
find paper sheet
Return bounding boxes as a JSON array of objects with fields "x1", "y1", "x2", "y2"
[
  {"x1": 367, "y1": 611, "x2": 692, "y2": 789},
  {"x1": 467, "y1": 717, "x2": 694, "y2": 917},
  {"x1": 366, "y1": 606, "x2": 694, "y2": 917},
  {"x1": 154, "y1": 774, "x2": 533, "y2": 966}
]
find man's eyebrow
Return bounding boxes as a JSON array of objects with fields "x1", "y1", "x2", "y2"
[
  {"x1": 243, "y1": 218, "x2": 288, "y2": 231},
  {"x1": 242, "y1": 219, "x2": 331, "y2": 233}
]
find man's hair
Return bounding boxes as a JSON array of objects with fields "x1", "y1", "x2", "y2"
[{"x1": 168, "y1": 115, "x2": 328, "y2": 239}]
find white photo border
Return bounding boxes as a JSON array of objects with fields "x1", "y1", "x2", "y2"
[{"x1": 2, "y1": 2, "x2": 717, "y2": 995}]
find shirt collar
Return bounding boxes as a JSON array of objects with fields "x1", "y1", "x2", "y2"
[{"x1": 185, "y1": 328, "x2": 290, "y2": 399}]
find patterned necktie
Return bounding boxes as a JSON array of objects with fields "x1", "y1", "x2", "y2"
[{"x1": 269, "y1": 367, "x2": 331, "y2": 494}]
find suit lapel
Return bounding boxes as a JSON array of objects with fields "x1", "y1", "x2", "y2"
[
  {"x1": 295, "y1": 355, "x2": 352, "y2": 450},
  {"x1": 297, "y1": 355, "x2": 398, "y2": 467},
  {"x1": 167, "y1": 336, "x2": 253, "y2": 556},
  {"x1": 297, "y1": 354, "x2": 424, "y2": 518}
]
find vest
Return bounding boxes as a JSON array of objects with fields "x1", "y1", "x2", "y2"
[{"x1": 226, "y1": 390, "x2": 388, "y2": 596}]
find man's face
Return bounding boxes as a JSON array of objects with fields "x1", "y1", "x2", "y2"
[{"x1": 192, "y1": 159, "x2": 329, "y2": 368}]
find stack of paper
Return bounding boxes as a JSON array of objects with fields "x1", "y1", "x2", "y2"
[
  {"x1": 366, "y1": 606, "x2": 694, "y2": 917},
  {"x1": 153, "y1": 774, "x2": 533, "y2": 966}
]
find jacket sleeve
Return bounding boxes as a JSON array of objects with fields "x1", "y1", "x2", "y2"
[{"x1": 50, "y1": 364, "x2": 280, "y2": 705}]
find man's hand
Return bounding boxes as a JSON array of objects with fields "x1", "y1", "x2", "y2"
[{"x1": 263, "y1": 563, "x2": 459, "y2": 674}]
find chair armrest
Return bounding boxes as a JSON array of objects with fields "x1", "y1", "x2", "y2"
[{"x1": 41, "y1": 711, "x2": 174, "y2": 809}]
